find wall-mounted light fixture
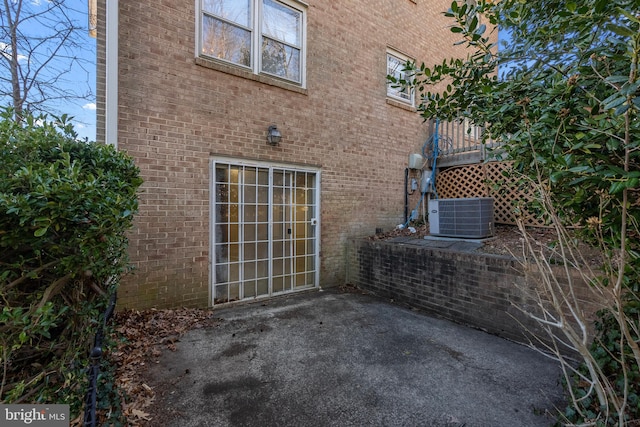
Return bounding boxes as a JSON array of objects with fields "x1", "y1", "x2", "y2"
[{"x1": 266, "y1": 125, "x2": 282, "y2": 146}]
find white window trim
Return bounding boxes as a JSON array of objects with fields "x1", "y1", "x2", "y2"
[
  {"x1": 105, "y1": 0, "x2": 119, "y2": 148},
  {"x1": 386, "y1": 48, "x2": 415, "y2": 107},
  {"x1": 196, "y1": 0, "x2": 307, "y2": 88}
]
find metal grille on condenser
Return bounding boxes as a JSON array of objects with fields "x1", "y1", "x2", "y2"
[{"x1": 435, "y1": 161, "x2": 548, "y2": 227}]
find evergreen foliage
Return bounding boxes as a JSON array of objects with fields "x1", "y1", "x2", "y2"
[
  {"x1": 391, "y1": 1, "x2": 640, "y2": 424},
  {"x1": 0, "y1": 107, "x2": 141, "y2": 419}
]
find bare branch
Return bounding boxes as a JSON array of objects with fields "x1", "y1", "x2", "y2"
[{"x1": 0, "y1": 0, "x2": 94, "y2": 118}]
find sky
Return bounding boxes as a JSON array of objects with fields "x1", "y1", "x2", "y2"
[
  {"x1": 2, "y1": 0, "x2": 96, "y2": 141},
  {"x1": 54, "y1": 2, "x2": 97, "y2": 141}
]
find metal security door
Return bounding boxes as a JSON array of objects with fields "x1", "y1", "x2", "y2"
[{"x1": 212, "y1": 161, "x2": 318, "y2": 305}]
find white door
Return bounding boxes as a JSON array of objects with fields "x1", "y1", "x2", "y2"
[{"x1": 211, "y1": 161, "x2": 319, "y2": 305}]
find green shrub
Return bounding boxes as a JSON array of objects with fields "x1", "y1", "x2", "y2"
[{"x1": 0, "y1": 107, "x2": 142, "y2": 419}]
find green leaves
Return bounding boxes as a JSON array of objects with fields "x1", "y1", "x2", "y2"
[
  {"x1": 602, "y1": 92, "x2": 627, "y2": 111},
  {"x1": 0, "y1": 106, "x2": 142, "y2": 414},
  {"x1": 33, "y1": 227, "x2": 48, "y2": 237},
  {"x1": 402, "y1": 0, "x2": 640, "y2": 230},
  {"x1": 400, "y1": 3, "x2": 640, "y2": 421},
  {"x1": 606, "y1": 23, "x2": 637, "y2": 38}
]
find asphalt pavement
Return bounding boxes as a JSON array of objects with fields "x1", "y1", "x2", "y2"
[{"x1": 146, "y1": 289, "x2": 565, "y2": 427}]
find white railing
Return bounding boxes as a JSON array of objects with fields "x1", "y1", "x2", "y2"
[
  {"x1": 429, "y1": 119, "x2": 502, "y2": 166},
  {"x1": 438, "y1": 119, "x2": 481, "y2": 156}
]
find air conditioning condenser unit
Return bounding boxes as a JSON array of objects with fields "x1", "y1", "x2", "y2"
[{"x1": 428, "y1": 197, "x2": 494, "y2": 239}]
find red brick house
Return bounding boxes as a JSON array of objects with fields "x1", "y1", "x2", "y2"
[{"x1": 96, "y1": 0, "x2": 484, "y2": 309}]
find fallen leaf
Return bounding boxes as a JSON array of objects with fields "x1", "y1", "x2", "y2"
[{"x1": 131, "y1": 409, "x2": 151, "y2": 420}]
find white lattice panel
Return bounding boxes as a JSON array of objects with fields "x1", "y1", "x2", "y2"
[{"x1": 436, "y1": 162, "x2": 546, "y2": 227}]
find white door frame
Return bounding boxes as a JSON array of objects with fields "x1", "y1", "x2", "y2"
[{"x1": 209, "y1": 157, "x2": 321, "y2": 306}]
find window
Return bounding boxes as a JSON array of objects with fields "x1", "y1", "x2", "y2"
[
  {"x1": 386, "y1": 49, "x2": 414, "y2": 106},
  {"x1": 199, "y1": 0, "x2": 306, "y2": 86}
]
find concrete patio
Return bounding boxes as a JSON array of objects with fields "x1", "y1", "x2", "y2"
[{"x1": 146, "y1": 289, "x2": 565, "y2": 426}]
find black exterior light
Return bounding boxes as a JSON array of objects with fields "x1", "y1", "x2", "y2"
[{"x1": 267, "y1": 125, "x2": 282, "y2": 145}]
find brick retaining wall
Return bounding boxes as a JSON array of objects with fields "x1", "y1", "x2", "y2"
[{"x1": 347, "y1": 239, "x2": 602, "y2": 348}]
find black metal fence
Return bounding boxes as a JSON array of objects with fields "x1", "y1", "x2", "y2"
[{"x1": 83, "y1": 292, "x2": 117, "y2": 427}]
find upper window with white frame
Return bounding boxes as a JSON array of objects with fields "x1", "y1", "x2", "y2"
[
  {"x1": 386, "y1": 49, "x2": 414, "y2": 106},
  {"x1": 199, "y1": 0, "x2": 306, "y2": 86}
]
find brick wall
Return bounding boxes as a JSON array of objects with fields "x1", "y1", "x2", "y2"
[
  {"x1": 348, "y1": 239, "x2": 603, "y2": 348},
  {"x1": 98, "y1": 0, "x2": 495, "y2": 309}
]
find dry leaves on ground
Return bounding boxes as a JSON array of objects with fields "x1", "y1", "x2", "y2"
[{"x1": 108, "y1": 308, "x2": 221, "y2": 425}]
